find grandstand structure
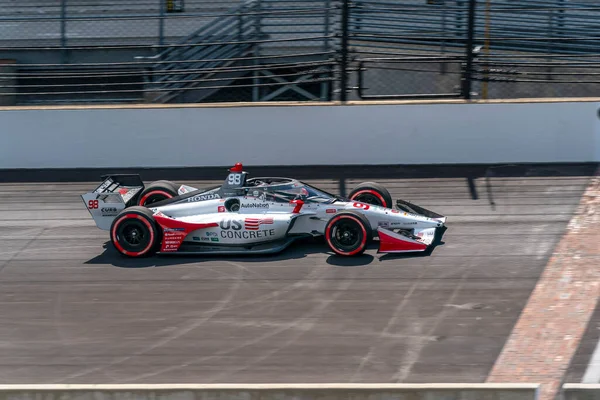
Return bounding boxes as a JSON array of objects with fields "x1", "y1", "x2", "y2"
[{"x1": 0, "y1": 0, "x2": 599, "y2": 105}]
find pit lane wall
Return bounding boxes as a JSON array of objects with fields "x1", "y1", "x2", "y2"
[
  {"x1": 0, "y1": 384, "x2": 540, "y2": 400},
  {"x1": 1, "y1": 99, "x2": 600, "y2": 169}
]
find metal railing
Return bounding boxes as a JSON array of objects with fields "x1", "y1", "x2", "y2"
[
  {"x1": 138, "y1": 0, "x2": 264, "y2": 103},
  {"x1": 347, "y1": 0, "x2": 600, "y2": 100},
  {"x1": 0, "y1": 0, "x2": 600, "y2": 105}
]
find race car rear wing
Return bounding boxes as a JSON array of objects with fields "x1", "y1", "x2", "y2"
[{"x1": 81, "y1": 174, "x2": 145, "y2": 230}]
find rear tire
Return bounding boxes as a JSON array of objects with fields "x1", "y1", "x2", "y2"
[
  {"x1": 325, "y1": 211, "x2": 373, "y2": 256},
  {"x1": 138, "y1": 180, "x2": 179, "y2": 206},
  {"x1": 110, "y1": 206, "x2": 160, "y2": 257},
  {"x1": 348, "y1": 182, "x2": 393, "y2": 208}
]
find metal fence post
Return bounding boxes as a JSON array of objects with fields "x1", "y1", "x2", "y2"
[
  {"x1": 339, "y1": 0, "x2": 350, "y2": 102},
  {"x1": 461, "y1": 0, "x2": 477, "y2": 99},
  {"x1": 321, "y1": 0, "x2": 331, "y2": 100},
  {"x1": 252, "y1": 0, "x2": 262, "y2": 102},
  {"x1": 159, "y1": 0, "x2": 165, "y2": 46},
  {"x1": 60, "y1": 0, "x2": 67, "y2": 63}
]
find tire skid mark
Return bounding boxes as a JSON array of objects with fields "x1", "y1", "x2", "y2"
[
  {"x1": 116, "y1": 263, "x2": 341, "y2": 383},
  {"x1": 350, "y1": 261, "x2": 470, "y2": 382},
  {"x1": 202, "y1": 268, "x2": 361, "y2": 383},
  {"x1": 0, "y1": 228, "x2": 45, "y2": 273},
  {"x1": 212, "y1": 318, "x2": 439, "y2": 342},
  {"x1": 350, "y1": 276, "x2": 423, "y2": 381},
  {"x1": 391, "y1": 260, "x2": 474, "y2": 382},
  {"x1": 175, "y1": 261, "x2": 332, "y2": 320},
  {"x1": 0, "y1": 245, "x2": 99, "y2": 258},
  {"x1": 52, "y1": 262, "x2": 247, "y2": 383},
  {"x1": 54, "y1": 260, "x2": 328, "y2": 383}
]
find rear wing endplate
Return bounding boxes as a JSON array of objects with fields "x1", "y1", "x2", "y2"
[{"x1": 82, "y1": 174, "x2": 145, "y2": 230}]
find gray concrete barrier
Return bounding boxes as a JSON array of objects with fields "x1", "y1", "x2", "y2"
[
  {"x1": 562, "y1": 384, "x2": 600, "y2": 400},
  {"x1": 0, "y1": 384, "x2": 540, "y2": 400},
  {"x1": 1, "y1": 100, "x2": 600, "y2": 169}
]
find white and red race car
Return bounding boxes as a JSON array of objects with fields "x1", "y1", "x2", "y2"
[{"x1": 82, "y1": 163, "x2": 447, "y2": 257}]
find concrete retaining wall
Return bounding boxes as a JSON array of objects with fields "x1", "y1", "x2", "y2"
[
  {"x1": 1, "y1": 100, "x2": 600, "y2": 169},
  {"x1": 562, "y1": 384, "x2": 600, "y2": 400},
  {"x1": 0, "y1": 384, "x2": 541, "y2": 400}
]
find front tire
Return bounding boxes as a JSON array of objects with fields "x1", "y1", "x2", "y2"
[
  {"x1": 110, "y1": 206, "x2": 160, "y2": 257},
  {"x1": 348, "y1": 182, "x2": 393, "y2": 208},
  {"x1": 325, "y1": 211, "x2": 373, "y2": 256},
  {"x1": 138, "y1": 180, "x2": 179, "y2": 206}
]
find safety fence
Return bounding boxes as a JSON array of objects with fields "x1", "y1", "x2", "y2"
[{"x1": 0, "y1": 0, "x2": 599, "y2": 105}]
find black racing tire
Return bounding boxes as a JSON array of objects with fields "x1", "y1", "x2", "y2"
[
  {"x1": 348, "y1": 181, "x2": 393, "y2": 208},
  {"x1": 324, "y1": 210, "x2": 373, "y2": 256},
  {"x1": 110, "y1": 206, "x2": 160, "y2": 258},
  {"x1": 137, "y1": 180, "x2": 179, "y2": 207}
]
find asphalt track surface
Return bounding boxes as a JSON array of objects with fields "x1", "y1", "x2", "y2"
[{"x1": 0, "y1": 165, "x2": 596, "y2": 384}]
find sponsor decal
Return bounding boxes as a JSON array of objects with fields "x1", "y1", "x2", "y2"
[
  {"x1": 220, "y1": 229, "x2": 275, "y2": 240},
  {"x1": 227, "y1": 173, "x2": 243, "y2": 186},
  {"x1": 179, "y1": 186, "x2": 188, "y2": 194},
  {"x1": 353, "y1": 202, "x2": 370, "y2": 210},
  {"x1": 118, "y1": 188, "x2": 129, "y2": 195},
  {"x1": 219, "y1": 218, "x2": 276, "y2": 240},
  {"x1": 390, "y1": 222, "x2": 417, "y2": 227},
  {"x1": 87, "y1": 200, "x2": 99, "y2": 209},
  {"x1": 378, "y1": 221, "x2": 389, "y2": 227},
  {"x1": 220, "y1": 219, "x2": 243, "y2": 230},
  {"x1": 245, "y1": 218, "x2": 273, "y2": 230},
  {"x1": 94, "y1": 180, "x2": 113, "y2": 193},
  {"x1": 391, "y1": 209, "x2": 400, "y2": 214},
  {"x1": 326, "y1": 209, "x2": 337, "y2": 214},
  {"x1": 218, "y1": 206, "x2": 225, "y2": 213},
  {"x1": 241, "y1": 203, "x2": 269, "y2": 209},
  {"x1": 206, "y1": 232, "x2": 218, "y2": 237},
  {"x1": 161, "y1": 229, "x2": 187, "y2": 252},
  {"x1": 193, "y1": 236, "x2": 200, "y2": 241},
  {"x1": 101, "y1": 207, "x2": 118, "y2": 216},
  {"x1": 187, "y1": 193, "x2": 221, "y2": 203},
  {"x1": 398, "y1": 211, "x2": 419, "y2": 218},
  {"x1": 201, "y1": 237, "x2": 209, "y2": 241},
  {"x1": 211, "y1": 237, "x2": 219, "y2": 242}
]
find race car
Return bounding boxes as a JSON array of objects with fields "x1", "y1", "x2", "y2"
[{"x1": 81, "y1": 163, "x2": 447, "y2": 257}]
